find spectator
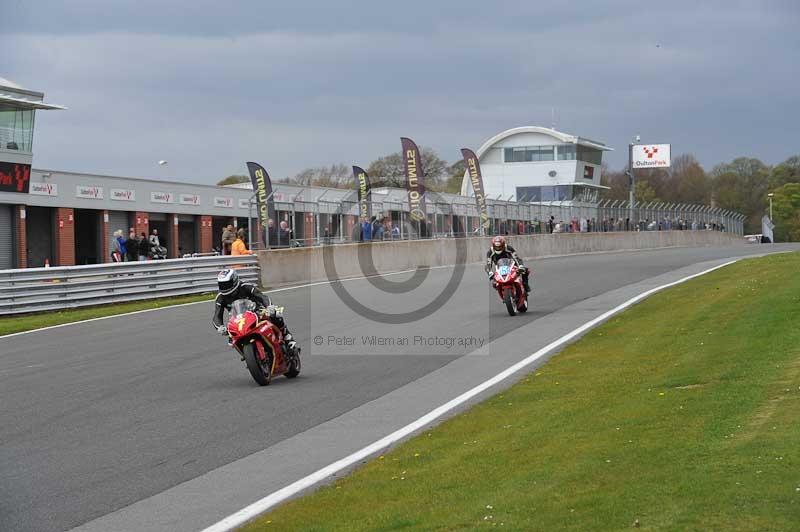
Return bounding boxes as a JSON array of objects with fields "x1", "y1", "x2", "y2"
[
  {"x1": 149, "y1": 229, "x2": 161, "y2": 248},
  {"x1": 547, "y1": 216, "x2": 555, "y2": 234},
  {"x1": 137, "y1": 232, "x2": 150, "y2": 261},
  {"x1": 124, "y1": 231, "x2": 138, "y2": 262},
  {"x1": 266, "y1": 219, "x2": 278, "y2": 248},
  {"x1": 392, "y1": 224, "x2": 400, "y2": 240},
  {"x1": 360, "y1": 216, "x2": 372, "y2": 242},
  {"x1": 279, "y1": 220, "x2": 292, "y2": 246},
  {"x1": 372, "y1": 216, "x2": 384, "y2": 240},
  {"x1": 110, "y1": 230, "x2": 123, "y2": 262},
  {"x1": 231, "y1": 229, "x2": 253, "y2": 255},
  {"x1": 221, "y1": 224, "x2": 235, "y2": 255}
]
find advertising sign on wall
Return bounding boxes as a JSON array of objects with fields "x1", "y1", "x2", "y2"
[
  {"x1": 632, "y1": 144, "x2": 671, "y2": 168},
  {"x1": 214, "y1": 196, "x2": 234, "y2": 208},
  {"x1": 110, "y1": 188, "x2": 136, "y2": 201},
  {"x1": 76, "y1": 185, "x2": 104, "y2": 199},
  {"x1": 29, "y1": 182, "x2": 58, "y2": 196},
  {"x1": 151, "y1": 191, "x2": 175, "y2": 204},
  {"x1": 179, "y1": 193, "x2": 201, "y2": 206}
]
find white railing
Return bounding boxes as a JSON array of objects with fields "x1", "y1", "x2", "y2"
[{"x1": 0, "y1": 255, "x2": 259, "y2": 315}]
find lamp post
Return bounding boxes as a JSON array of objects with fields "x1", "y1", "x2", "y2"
[
  {"x1": 627, "y1": 135, "x2": 640, "y2": 225},
  {"x1": 767, "y1": 192, "x2": 774, "y2": 220}
]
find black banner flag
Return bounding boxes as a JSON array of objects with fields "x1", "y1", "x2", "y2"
[
  {"x1": 400, "y1": 137, "x2": 427, "y2": 223},
  {"x1": 246, "y1": 161, "x2": 277, "y2": 246},
  {"x1": 460, "y1": 148, "x2": 490, "y2": 230},
  {"x1": 352, "y1": 165, "x2": 372, "y2": 220}
]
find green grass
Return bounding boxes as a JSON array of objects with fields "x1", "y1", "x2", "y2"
[
  {"x1": 241, "y1": 252, "x2": 800, "y2": 532},
  {"x1": 0, "y1": 293, "x2": 215, "y2": 336}
]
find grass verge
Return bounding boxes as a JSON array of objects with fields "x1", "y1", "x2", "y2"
[
  {"x1": 242, "y1": 252, "x2": 800, "y2": 531},
  {"x1": 0, "y1": 293, "x2": 214, "y2": 336}
]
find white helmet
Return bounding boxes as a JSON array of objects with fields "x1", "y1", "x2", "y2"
[{"x1": 217, "y1": 269, "x2": 240, "y2": 295}]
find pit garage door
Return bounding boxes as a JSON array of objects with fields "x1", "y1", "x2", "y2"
[
  {"x1": 107, "y1": 211, "x2": 130, "y2": 261},
  {"x1": 26, "y1": 206, "x2": 54, "y2": 268},
  {"x1": 148, "y1": 212, "x2": 169, "y2": 257},
  {"x1": 178, "y1": 214, "x2": 196, "y2": 256},
  {"x1": 0, "y1": 205, "x2": 13, "y2": 269}
]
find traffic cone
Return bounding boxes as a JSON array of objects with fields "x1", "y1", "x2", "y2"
[{"x1": 44, "y1": 258, "x2": 50, "y2": 268}]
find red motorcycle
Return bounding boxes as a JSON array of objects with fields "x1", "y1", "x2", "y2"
[
  {"x1": 491, "y1": 258, "x2": 529, "y2": 316},
  {"x1": 226, "y1": 299, "x2": 300, "y2": 386}
]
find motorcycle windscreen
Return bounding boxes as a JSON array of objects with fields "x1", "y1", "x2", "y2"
[
  {"x1": 496, "y1": 257, "x2": 514, "y2": 276},
  {"x1": 230, "y1": 299, "x2": 256, "y2": 318}
]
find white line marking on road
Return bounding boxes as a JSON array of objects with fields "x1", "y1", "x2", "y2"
[
  {"x1": 0, "y1": 363, "x2": 45, "y2": 375},
  {"x1": 200, "y1": 259, "x2": 740, "y2": 532}
]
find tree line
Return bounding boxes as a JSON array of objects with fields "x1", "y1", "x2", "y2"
[
  {"x1": 217, "y1": 150, "x2": 800, "y2": 241},
  {"x1": 216, "y1": 147, "x2": 467, "y2": 194},
  {"x1": 603, "y1": 154, "x2": 800, "y2": 238}
]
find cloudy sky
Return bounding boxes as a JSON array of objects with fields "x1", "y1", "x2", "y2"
[{"x1": 3, "y1": 0, "x2": 798, "y2": 184}]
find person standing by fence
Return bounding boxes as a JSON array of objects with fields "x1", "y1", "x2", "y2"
[
  {"x1": 125, "y1": 231, "x2": 138, "y2": 262},
  {"x1": 361, "y1": 217, "x2": 372, "y2": 242},
  {"x1": 221, "y1": 225, "x2": 235, "y2": 255},
  {"x1": 137, "y1": 233, "x2": 150, "y2": 261},
  {"x1": 231, "y1": 229, "x2": 253, "y2": 256},
  {"x1": 110, "y1": 230, "x2": 123, "y2": 262}
]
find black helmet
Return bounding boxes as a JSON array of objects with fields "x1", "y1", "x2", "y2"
[{"x1": 217, "y1": 269, "x2": 240, "y2": 295}]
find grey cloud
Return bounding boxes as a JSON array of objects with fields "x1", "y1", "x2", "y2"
[{"x1": 3, "y1": 0, "x2": 799, "y2": 182}]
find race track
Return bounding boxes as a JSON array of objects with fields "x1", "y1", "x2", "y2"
[{"x1": 1, "y1": 244, "x2": 797, "y2": 532}]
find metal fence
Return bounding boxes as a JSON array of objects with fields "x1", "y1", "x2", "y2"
[
  {"x1": 0, "y1": 255, "x2": 259, "y2": 316},
  {"x1": 244, "y1": 193, "x2": 746, "y2": 249}
]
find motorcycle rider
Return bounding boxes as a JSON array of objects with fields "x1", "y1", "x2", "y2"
[
  {"x1": 485, "y1": 235, "x2": 531, "y2": 293},
  {"x1": 212, "y1": 269, "x2": 298, "y2": 356}
]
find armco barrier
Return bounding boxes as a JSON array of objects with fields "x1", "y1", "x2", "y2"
[
  {"x1": 0, "y1": 255, "x2": 258, "y2": 315},
  {"x1": 258, "y1": 230, "x2": 748, "y2": 287}
]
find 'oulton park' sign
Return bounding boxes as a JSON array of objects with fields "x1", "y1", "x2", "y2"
[{"x1": 632, "y1": 144, "x2": 671, "y2": 168}]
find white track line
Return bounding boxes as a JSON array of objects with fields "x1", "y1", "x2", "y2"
[{"x1": 201, "y1": 259, "x2": 739, "y2": 532}]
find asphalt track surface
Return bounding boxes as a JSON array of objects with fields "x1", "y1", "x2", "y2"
[{"x1": 1, "y1": 244, "x2": 797, "y2": 532}]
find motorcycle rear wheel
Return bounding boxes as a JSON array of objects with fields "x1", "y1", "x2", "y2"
[
  {"x1": 242, "y1": 342, "x2": 273, "y2": 386},
  {"x1": 503, "y1": 288, "x2": 517, "y2": 316}
]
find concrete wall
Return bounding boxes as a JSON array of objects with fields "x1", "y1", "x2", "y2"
[{"x1": 258, "y1": 230, "x2": 747, "y2": 287}]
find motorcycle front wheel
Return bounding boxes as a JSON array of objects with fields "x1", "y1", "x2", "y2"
[
  {"x1": 503, "y1": 288, "x2": 517, "y2": 316},
  {"x1": 242, "y1": 342, "x2": 273, "y2": 386},
  {"x1": 285, "y1": 348, "x2": 301, "y2": 379}
]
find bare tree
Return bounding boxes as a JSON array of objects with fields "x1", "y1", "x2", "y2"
[{"x1": 367, "y1": 147, "x2": 448, "y2": 189}]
